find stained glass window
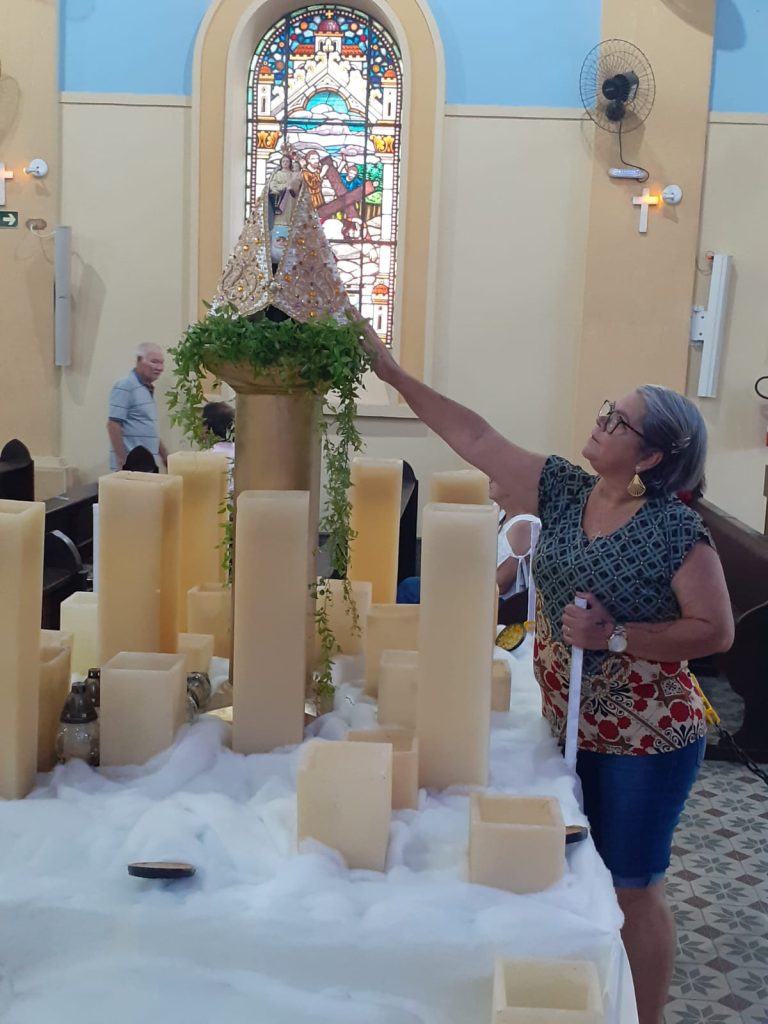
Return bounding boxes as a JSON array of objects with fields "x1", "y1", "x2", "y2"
[{"x1": 246, "y1": 6, "x2": 403, "y2": 344}]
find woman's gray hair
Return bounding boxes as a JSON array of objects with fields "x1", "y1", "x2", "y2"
[{"x1": 636, "y1": 385, "x2": 707, "y2": 497}]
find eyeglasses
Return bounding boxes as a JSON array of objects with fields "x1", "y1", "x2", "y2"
[{"x1": 597, "y1": 400, "x2": 650, "y2": 443}]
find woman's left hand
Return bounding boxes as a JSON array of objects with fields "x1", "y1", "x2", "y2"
[{"x1": 562, "y1": 592, "x2": 615, "y2": 650}]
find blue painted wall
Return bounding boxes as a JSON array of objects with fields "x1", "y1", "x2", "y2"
[{"x1": 60, "y1": 0, "x2": 768, "y2": 112}]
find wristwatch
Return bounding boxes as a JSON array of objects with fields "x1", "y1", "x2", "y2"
[{"x1": 607, "y1": 623, "x2": 628, "y2": 654}]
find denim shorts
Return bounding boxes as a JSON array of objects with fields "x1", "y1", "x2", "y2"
[{"x1": 576, "y1": 737, "x2": 706, "y2": 889}]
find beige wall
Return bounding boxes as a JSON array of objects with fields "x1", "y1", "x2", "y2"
[
  {"x1": 0, "y1": 1, "x2": 59, "y2": 456},
  {"x1": 688, "y1": 118, "x2": 768, "y2": 531},
  {"x1": 59, "y1": 98, "x2": 191, "y2": 480},
  {"x1": 574, "y1": 0, "x2": 715, "y2": 454}
]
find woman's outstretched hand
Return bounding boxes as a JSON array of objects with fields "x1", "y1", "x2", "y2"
[{"x1": 350, "y1": 308, "x2": 400, "y2": 384}]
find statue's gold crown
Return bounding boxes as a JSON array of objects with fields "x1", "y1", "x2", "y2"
[{"x1": 213, "y1": 179, "x2": 354, "y2": 325}]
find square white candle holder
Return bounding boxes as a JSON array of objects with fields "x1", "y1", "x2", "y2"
[
  {"x1": 492, "y1": 957, "x2": 603, "y2": 1023},
  {"x1": 470, "y1": 794, "x2": 565, "y2": 894},
  {"x1": 492, "y1": 659, "x2": 512, "y2": 712},
  {"x1": 100, "y1": 652, "x2": 187, "y2": 766},
  {"x1": 177, "y1": 632, "x2": 214, "y2": 675},
  {"x1": 297, "y1": 739, "x2": 392, "y2": 871},
  {"x1": 347, "y1": 727, "x2": 419, "y2": 810},
  {"x1": 364, "y1": 604, "x2": 420, "y2": 697},
  {"x1": 377, "y1": 649, "x2": 418, "y2": 729},
  {"x1": 187, "y1": 583, "x2": 231, "y2": 659}
]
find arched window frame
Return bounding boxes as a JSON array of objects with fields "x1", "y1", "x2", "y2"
[{"x1": 191, "y1": 0, "x2": 444, "y2": 401}]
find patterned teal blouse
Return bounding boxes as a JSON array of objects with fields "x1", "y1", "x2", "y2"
[{"x1": 532, "y1": 457, "x2": 710, "y2": 755}]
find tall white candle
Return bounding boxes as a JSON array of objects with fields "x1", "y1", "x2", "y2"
[
  {"x1": 314, "y1": 578, "x2": 372, "y2": 663},
  {"x1": 92, "y1": 504, "x2": 99, "y2": 594},
  {"x1": 364, "y1": 604, "x2": 420, "y2": 697},
  {"x1": 348, "y1": 458, "x2": 403, "y2": 603},
  {"x1": 98, "y1": 472, "x2": 182, "y2": 664},
  {"x1": 167, "y1": 452, "x2": 229, "y2": 630},
  {"x1": 417, "y1": 502, "x2": 497, "y2": 789},
  {"x1": 0, "y1": 500, "x2": 45, "y2": 799},
  {"x1": 526, "y1": 518, "x2": 541, "y2": 626},
  {"x1": 59, "y1": 591, "x2": 99, "y2": 675},
  {"x1": 564, "y1": 596, "x2": 588, "y2": 772},
  {"x1": 38, "y1": 638, "x2": 72, "y2": 772},
  {"x1": 232, "y1": 490, "x2": 311, "y2": 754},
  {"x1": 187, "y1": 583, "x2": 231, "y2": 659},
  {"x1": 430, "y1": 469, "x2": 490, "y2": 505}
]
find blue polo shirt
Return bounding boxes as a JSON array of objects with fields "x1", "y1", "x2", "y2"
[{"x1": 108, "y1": 369, "x2": 160, "y2": 470}]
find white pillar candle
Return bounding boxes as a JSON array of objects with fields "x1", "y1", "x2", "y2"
[
  {"x1": 493, "y1": 958, "x2": 603, "y2": 1024},
  {"x1": 92, "y1": 504, "x2": 99, "y2": 593},
  {"x1": 377, "y1": 649, "x2": 418, "y2": 730},
  {"x1": 526, "y1": 519, "x2": 541, "y2": 627},
  {"x1": 417, "y1": 503, "x2": 497, "y2": 788},
  {"x1": 492, "y1": 658, "x2": 512, "y2": 713},
  {"x1": 430, "y1": 469, "x2": 490, "y2": 505},
  {"x1": 297, "y1": 739, "x2": 392, "y2": 870},
  {"x1": 177, "y1": 632, "x2": 214, "y2": 675},
  {"x1": 100, "y1": 652, "x2": 187, "y2": 766},
  {"x1": 98, "y1": 472, "x2": 182, "y2": 664},
  {"x1": 348, "y1": 458, "x2": 403, "y2": 603},
  {"x1": 167, "y1": 452, "x2": 229, "y2": 630},
  {"x1": 232, "y1": 490, "x2": 311, "y2": 754},
  {"x1": 38, "y1": 639, "x2": 72, "y2": 772},
  {"x1": 59, "y1": 591, "x2": 99, "y2": 675},
  {"x1": 314, "y1": 578, "x2": 372, "y2": 663},
  {"x1": 469, "y1": 794, "x2": 565, "y2": 894},
  {"x1": 364, "y1": 604, "x2": 420, "y2": 698},
  {"x1": 0, "y1": 501, "x2": 45, "y2": 799},
  {"x1": 187, "y1": 583, "x2": 231, "y2": 659},
  {"x1": 347, "y1": 728, "x2": 419, "y2": 810}
]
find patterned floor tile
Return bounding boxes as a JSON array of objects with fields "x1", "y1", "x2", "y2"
[
  {"x1": 728, "y1": 967, "x2": 768, "y2": 1005},
  {"x1": 715, "y1": 933, "x2": 768, "y2": 968},
  {"x1": 681, "y1": 851, "x2": 746, "y2": 879},
  {"x1": 739, "y1": 1006, "x2": 768, "y2": 1024},
  {"x1": 665, "y1": 996, "x2": 740, "y2": 1024},
  {"x1": 702, "y1": 904, "x2": 768, "y2": 937},
  {"x1": 691, "y1": 876, "x2": 762, "y2": 906},
  {"x1": 671, "y1": 962, "x2": 731, "y2": 1001},
  {"x1": 676, "y1": 931, "x2": 717, "y2": 963}
]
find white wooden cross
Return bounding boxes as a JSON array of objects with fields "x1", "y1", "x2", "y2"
[
  {"x1": 0, "y1": 163, "x2": 14, "y2": 207},
  {"x1": 633, "y1": 187, "x2": 659, "y2": 234}
]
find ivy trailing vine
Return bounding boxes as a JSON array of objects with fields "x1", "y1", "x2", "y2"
[{"x1": 167, "y1": 306, "x2": 372, "y2": 704}]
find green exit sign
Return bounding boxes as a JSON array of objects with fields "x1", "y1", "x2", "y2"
[{"x1": 0, "y1": 211, "x2": 18, "y2": 228}]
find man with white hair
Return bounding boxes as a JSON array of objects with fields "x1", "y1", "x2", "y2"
[{"x1": 106, "y1": 343, "x2": 168, "y2": 470}]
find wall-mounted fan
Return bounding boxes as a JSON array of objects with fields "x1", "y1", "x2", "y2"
[{"x1": 580, "y1": 40, "x2": 656, "y2": 181}]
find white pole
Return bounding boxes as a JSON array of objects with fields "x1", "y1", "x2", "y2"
[
  {"x1": 526, "y1": 519, "x2": 541, "y2": 626},
  {"x1": 563, "y1": 595, "x2": 588, "y2": 772},
  {"x1": 92, "y1": 504, "x2": 99, "y2": 594}
]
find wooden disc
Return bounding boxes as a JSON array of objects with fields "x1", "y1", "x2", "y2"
[{"x1": 565, "y1": 825, "x2": 589, "y2": 845}]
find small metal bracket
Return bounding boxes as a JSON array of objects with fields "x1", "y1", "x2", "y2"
[{"x1": 690, "y1": 306, "x2": 706, "y2": 343}]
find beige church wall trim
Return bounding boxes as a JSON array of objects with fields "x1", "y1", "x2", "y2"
[
  {"x1": 572, "y1": 0, "x2": 716, "y2": 458},
  {"x1": 445, "y1": 105, "x2": 585, "y2": 122},
  {"x1": 60, "y1": 93, "x2": 192, "y2": 109},
  {"x1": 191, "y1": 0, "x2": 444, "y2": 393}
]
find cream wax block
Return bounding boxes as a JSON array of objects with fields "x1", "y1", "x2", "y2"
[
  {"x1": 470, "y1": 794, "x2": 565, "y2": 894},
  {"x1": 232, "y1": 490, "x2": 310, "y2": 754},
  {"x1": 430, "y1": 469, "x2": 490, "y2": 505},
  {"x1": 492, "y1": 958, "x2": 603, "y2": 1024},
  {"x1": 177, "y1": 632, "x2": 214, "y2": 675},
  {"x1": 492, "y1": 658, "x2": 512, "y2": 713},
  {"x1": 297, "y1": 739, "x2": 392, "y2": 871},
  {"x1": 364, "y1": 604, "x2": 420, "y2": 698},
  {"x1": 417, "y1": 503, "x2": 497, "y2": 789},
  {"x1": 167, "y1": 452, "x2": 229, "y2": 630},
  {"x1": 98, "y1": 472, "x2": 182, "y2": 664},
  {"x1": 59, "y1": 591, "x2": 99, "y2": 675},
  {"x1": 41, "y1": 628, "x2": 73, "y2": 650},
  {"x1": 348, "y1": 458, "x2": 403, "y2": 603},
  {"x1": 0, "y1": 501, "x2": 45, "y2": 800},
  {"x1": 377, "y1": 650, "x2": 418, "y2": 730},
  {"x1": 347, "y1": 728, "x2": 419, "y2": 810},
  {"x1": 314, "y1": 578, "x2": 373, "y2": 662},
  {"x1": 100, "y1": 652, "x2": 187, "y2": 766},
  {"x1": 187, "y1": 583, "x2": 232, "y2": 659},
  {"x1": 38, "y1": 640, "x2": 72, "y2": 772}
]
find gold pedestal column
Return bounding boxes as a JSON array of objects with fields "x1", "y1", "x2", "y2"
[{"x1": 214, "y1": 363, "x2": 321, "y2": 686}]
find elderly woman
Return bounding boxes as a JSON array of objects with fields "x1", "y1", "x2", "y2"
[{"x1": 358, "y1": 319, "x2": 733, "y2": 1024}]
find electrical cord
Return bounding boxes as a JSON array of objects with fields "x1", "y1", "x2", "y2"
[
  {"x1": 755, "y1": 376, "x2": 768, "y2": 400},
  {"x1": 618, "y1": 120, "x2": 649, "y2": 182}
]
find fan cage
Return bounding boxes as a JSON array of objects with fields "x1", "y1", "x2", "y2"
[{"x1": 580, "y1": 39, "x2": 655, "y2": 134}]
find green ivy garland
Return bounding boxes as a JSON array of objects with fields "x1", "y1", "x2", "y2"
[{"x1": 167, "y1": 306, "x2": 372, "y2": 702}]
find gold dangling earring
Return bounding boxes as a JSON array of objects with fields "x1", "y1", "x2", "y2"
[{"x1": 627, "y1": 473, "x2": 646, "y2": 498}]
